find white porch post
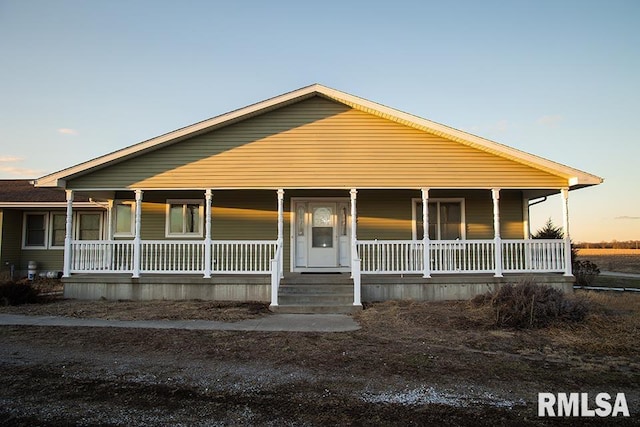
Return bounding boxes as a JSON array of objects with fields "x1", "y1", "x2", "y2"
[
  {"x1": 106, "y1": 200, "x2": 114, "y2": 240},
  {"x1": 350, "y1": 188, "x2": 361, "y2": 306},
  {"x1": 132, "y1": 189, "x2": 143, "y2": 278},
  {"x1": 492, "y1": 188, "x2": 503, "y2": 277},
  {"x1": 277, "y1": 189, "x2": 284, "y2": 278},
  {"x1": 421, "y1": 188, "x2": 431, "y2": 278},
  {"x1": 62, "y1": 190, "x2": 74, "y2": 278},
  {"x1": 561, "y1": 188, "x2": 573, "y2": 276},
  {"x1": 203, "y1": 189, "x2": 213, "y2": 278}
]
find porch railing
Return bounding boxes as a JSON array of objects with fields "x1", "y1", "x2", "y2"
[
  {"x1": 358, "y1": 240, "x2": 424, "y2": 274},
  {"x1": 357, "y1": 239, "x2": 567, "y2": 275},
  {"x1": 502, "y1": 239, "x2": 566, "y2": 273},
  {"x1": 70, "y1": 240, "x2": 134, "y2": 273},
  {"x1": 430, "y1": 240, "x2": 496, "y2": 274},
  {"x1": 211, "y1": 240, "x2": 278, "y2": 274},
  {"x1": 70, "y1": 240, "x2": 278, "y2": 275}
]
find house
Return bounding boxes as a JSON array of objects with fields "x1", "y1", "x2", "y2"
[
  {"x1": 0, "y1": 179, "x2": 106, "y2": 279},
  {"x1": 34, "y1": 84, "x2": 602, "y2": 312}
]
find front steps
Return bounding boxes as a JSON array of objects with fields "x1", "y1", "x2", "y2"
[{"x1": 271, "y1": 274, "x2": 361, "y2": 314}]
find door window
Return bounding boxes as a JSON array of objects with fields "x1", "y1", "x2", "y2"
[{"x1": 312, "y1": 207, "x2": 333, "y2": 248}]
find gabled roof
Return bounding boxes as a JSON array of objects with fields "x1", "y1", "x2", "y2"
[
  {"x1": 0, "y1": 180, "x2": 92, "y2": 207},
  {"x1": 36, "y1": 84, "x2": 603, "y2": 189}
]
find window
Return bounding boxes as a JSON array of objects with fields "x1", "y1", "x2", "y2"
[
  {"x1": 166, "y1": 200, "x2": 203, "y2": 237},
  {"x1": 414, "y1": 199, "x2": 465, "y2": 240},
  {"x1": 50, "y1": 213, "x2": 66, "y2": 247},
  {"x1": 113, "y1": 201, "x2": 134, "y2": 237},
  {"x1": 77, "y1": 213, "x2": 102, "y2": 240},
  {"x1": 23, "y1": 211, "x2": 105, "y2": 249},
  {"x1": 23, "y1": 213, "x2": 47, "y2": 248}
]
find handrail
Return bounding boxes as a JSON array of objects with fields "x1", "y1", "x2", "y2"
[{"x1": 270, "y1": 238, "x2": 283, "y2": 307}]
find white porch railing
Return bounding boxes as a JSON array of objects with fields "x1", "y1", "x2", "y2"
[
  {"x1": 357, "y1": 239, "x2": 567, "y2": 275},
  {"x1": 141, "y1": 241, "x2": 206, "y2": 274},
  {"x1": 211, "y1": 240, "x2": 278, "y2": 274},
  {"x1": 502, "y1": 239, "x2": 566, "y2": 273},
  {"x1": 430, "y1": 240, "x2": 495, "y2": 274},
  {"x1": 358, "y1": 240, "x2": 424, "y2": 274},
  {"x1": 70, "y1": 240, "x2": 134, "y2": 273},
  {"x1": 70, "y1": 240, "x2": 278, "y2": 275}
]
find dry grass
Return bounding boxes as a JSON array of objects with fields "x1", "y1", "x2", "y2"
[
  {"x1": 0, "y1": 299, "x2": 271, "y2": 322},
  {"x1": 576, "y1": 249, "x2": 640, "y2": 274}
]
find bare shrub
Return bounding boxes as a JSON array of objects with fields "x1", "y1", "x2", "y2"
[
  {"x1": 471, "y1": 280, "x2": 588, "y2": 329},
  {"x1": 573, "y1": 260, "x2": 600, "y2": 286},
  {"x1": 0, "y1": 281, "x2": 40, "y2": 306}
]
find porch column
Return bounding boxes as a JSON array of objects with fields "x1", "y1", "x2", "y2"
[
  {"x1": 350, "y1": 189, "x2": 361, "y2": 306},
  {"x1": 106, "y1": 200, "x2": 114, "y2": 240},
  {"x1": 132, "y1": 189, "x2": 143, "y2": 278},
  {"x1": 203, "y1": 189, "x2": 213, "y2": 278},
  {"x1": 62, "y1": 190, "x2": 74, "y2": 278},
  {"x1": 421, "y1": 188, "x2": 431, "y2": 278},
  {"x1": 277, "y1": 189, "x2": 284, "y2": 278},
  {"x1": 561, "y1": 188, "x2": 573, "y2": 276},
  {"x1": 492, "y1": 188, "x2": 503, "y2": 277}
]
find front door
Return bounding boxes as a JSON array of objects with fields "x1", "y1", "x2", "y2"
[
  {"x1": 308, "y1": 203, "x2": 337, "y2": 267},
  {"x1": 293, "y1": 199, "x2": 351, "y2": 271}
]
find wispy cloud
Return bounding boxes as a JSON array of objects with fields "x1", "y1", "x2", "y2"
[
  {"x1": 0, "y1": 155, "x2": 43, "y2": 177},
  {"x1": 0, "y1": 155, "x2": 22, "y2": 162},
  {"x1": 58, "y1": 128, "x2": 79, "y2": 135},
  {"x1": 615, "y1": 216, "x2": 640, "y2": 220},
  {"x1": 536, "y1": 115, "x2": 563, "y2": 128}
]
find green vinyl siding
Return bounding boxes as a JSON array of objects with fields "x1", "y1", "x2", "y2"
[
  {"x1": 0, "y1": 209, "x2": 64, "y2": 273},
  {"x1": 67, "y1": 97, "x2": 569, "y2": 190}
]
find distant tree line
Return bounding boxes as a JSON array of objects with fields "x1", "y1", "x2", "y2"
[{"x1": 574, "y1": 240, "x2": 640, "y2": 249}]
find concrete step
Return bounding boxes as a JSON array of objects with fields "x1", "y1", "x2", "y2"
[
  {"x1": 281, "y1": 274, "x2": 352, "y2": 285},
  {"x1": 279, "y1": 293, "x2": 353, "y2": 305},
  {"x1": 278, "y1": 285, "x2": 353, "y2": 295},
  {"x1": 270, "y1": 304, "x2": 362, "y2": 314}
]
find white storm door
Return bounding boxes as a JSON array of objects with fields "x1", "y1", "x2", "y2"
[{"x1": 308, "y1": 203, "x2": 338, "y2": 267}]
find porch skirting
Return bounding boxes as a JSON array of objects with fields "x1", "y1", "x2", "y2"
[
  {"x1": 63, "y1": 275, "x2": 271, "y2": 301},
  {"x1": 63, "y1": 274, "x2": 574, "y2": 302},
  {"x1": 361, "y1": 275, "x2": 574, "y2": 301}
]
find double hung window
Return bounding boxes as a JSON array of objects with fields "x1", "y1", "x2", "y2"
[
  {"x1": 166, "y1": 200, "x2": 203, "y2": 237},
  {"x1": 414, "y1": 199, "x2": 465, "y2": 240}
]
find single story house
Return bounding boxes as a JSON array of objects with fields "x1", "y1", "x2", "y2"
[
  {"x1": 0, "y1": 179, "x2": 105, "y2": 279},
  {"x1": 34, "y1": 84, "x2": 602, "y2": 312}
]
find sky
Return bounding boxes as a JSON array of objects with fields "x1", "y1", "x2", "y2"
[{"x1": 0, "y1": 0, "x2": 638, "y2": 242}]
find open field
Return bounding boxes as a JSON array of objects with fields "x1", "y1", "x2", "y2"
[
  {"x1": 1, "y1": 293, "x2": 639, "y2": 426},
  {"x1": 576, "y1": 249, "x2": 640, "y2": 275}
]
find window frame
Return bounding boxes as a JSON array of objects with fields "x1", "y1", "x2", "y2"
[
  {"x1": 75, "y1": 211, "x2": 104, "y2": 241},
  {"x1": 49, "y1": 212, "x2": 67, "y2": 248},
  {"x1": 412, "y1": 198, "x2": 466, "y2": 241},
  {"x1": 112, "y1": 200, "x2": 135, "y2": 238},
  {"x1": 165, "y1": 199, "x2": 204, "y2": 238},
  {"x1": 22, "y1": 212, "x2": 49, "y2": 250}
]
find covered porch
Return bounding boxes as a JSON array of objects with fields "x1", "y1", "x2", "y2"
[{"x1": 60, "y1": 187, "x2": 574, "y2": 309}]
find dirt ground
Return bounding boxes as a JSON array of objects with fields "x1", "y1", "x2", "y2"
[{"x1": 1, "y1": 292, "x2": 639, "y2": 426}]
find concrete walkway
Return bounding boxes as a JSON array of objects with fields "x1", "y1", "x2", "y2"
[{"x1": 0, "y1": 313, "x2": 360, "y2": 332}]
